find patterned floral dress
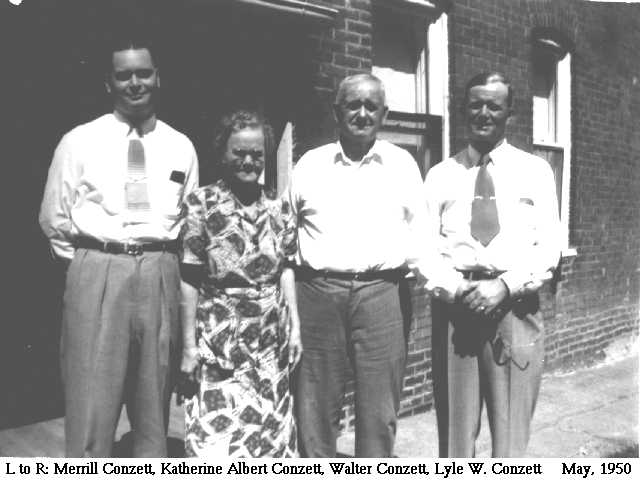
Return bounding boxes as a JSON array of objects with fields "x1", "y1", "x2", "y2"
[{"x1": 180, "y1": 180, "x2": 298, "y2": 458}]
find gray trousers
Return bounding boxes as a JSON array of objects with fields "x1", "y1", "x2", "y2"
[
  {"x1": 294, "y1": 276, "x2": 407, "y2": 458},
  {"x1": 61, "y1": 248, "x2": 180, "y2": 457},
  {"x1": 431, "y1": 296, "x2": 544, "y2": 457}
]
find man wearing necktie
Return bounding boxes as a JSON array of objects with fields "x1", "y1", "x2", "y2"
[
  {"x1": 39, "y1": 39, "x2": 199, "y2": 457},
  {"x1": 422, "y1": 72, "x2": 561, "y2": 457}
]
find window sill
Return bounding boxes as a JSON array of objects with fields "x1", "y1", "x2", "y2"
[
  {"x1": 533, "y1": 140, "x2": 565, "y2": 150},
  {"x1": 561, "y1": 247, "x2": 577, "y2": 258}
]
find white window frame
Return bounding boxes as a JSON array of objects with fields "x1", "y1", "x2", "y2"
[
  {"x1": 371, "y1": 1, "x2": 449, "y2": 174},
  {"x1": 428, "y1": 12, "x2": 449, "y2": 162},
  {"x1": 533, "y1": 43, "x2": 575, "y2": 256},
  {"x1": 276, "y1": 121, "x2": 294, "y2": 195}
]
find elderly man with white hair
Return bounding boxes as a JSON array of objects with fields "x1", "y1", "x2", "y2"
[{"x1": 290, "y1": 73, "x2": 428, "y2": 457}]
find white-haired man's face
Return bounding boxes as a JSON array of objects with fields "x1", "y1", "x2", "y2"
[{"x1": 334, "y1": 79, "x2": 388, "y2": 148}]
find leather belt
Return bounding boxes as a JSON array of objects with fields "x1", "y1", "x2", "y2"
[
  {"x1": 457, "y1": 269, "x2": 503, "y2": 280},
  {"x1": 75, "y1": 237, "x2": 178, "y2": 256},
  {"x1": 296, "y1": 265, "x2": 406, "y2": 282}
]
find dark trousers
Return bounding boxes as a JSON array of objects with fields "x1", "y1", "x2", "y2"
[
  {"x1": 431, "y1": 297, "x2": 544, "y2": 457},
  {"x1": 61, "y1": 249, "x2": 180, "y2": 457},
  {"x1": 294, "y1": 276, "x2": 407, "y2": 457}
]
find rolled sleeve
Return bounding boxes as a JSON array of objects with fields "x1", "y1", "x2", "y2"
[
  {"x1": 420, "y1": 166, "x2": 466, "y2": 303},
  {"x1": 39, "y1": 133, "x2": 80, "y2": 260}
]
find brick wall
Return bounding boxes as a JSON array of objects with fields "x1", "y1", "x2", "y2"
[
  {"x1": 293, "y1": 0, "x2": 640, "y2": 430},
  {"x1": 295, "y1": 0, "x2": 372, "y2": 156}
]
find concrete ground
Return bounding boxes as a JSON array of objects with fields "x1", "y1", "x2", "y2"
[
  {"x1": 0, "y1": 340, "x2": 636, "y2": 457},
  {"x1": 338, "y1": 342, "x2": 639, "y2": 457}
]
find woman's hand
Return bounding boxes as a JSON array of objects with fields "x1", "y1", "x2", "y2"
[
  {"x1": 181, "y1": 345, "x2": 199, "y2": 376},
  {"x1": 176, "y1": 345, "x2": 199, "y2": 405},
  {"x1": 280, "y1": 267, "x2": 302, "y2": 367},
  {"x1": 178, "y1": 280, "x2": 200, "y2": 404},
  {"x1": 289, "y1": 312, "x2": 303, "y2": 367}
]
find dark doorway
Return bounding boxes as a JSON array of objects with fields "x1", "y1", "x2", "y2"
[{"x1": 1, "y1": 0, "x2": 313, "y2": 428}]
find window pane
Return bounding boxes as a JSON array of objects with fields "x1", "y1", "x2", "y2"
[
  {"x1": 373, "y1": 6, "x2": 426, "y2": 113},
  {"x1": 378, "y1": 112, "x2": 441, "y2": 178},
  {"x1": 534, "y1": 146, "x2": 563, "y2": 213},
  {"x1": 532, "y1": 50, "x2": 558, "y2": 143}
]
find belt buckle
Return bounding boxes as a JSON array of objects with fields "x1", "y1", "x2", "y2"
[{"x1": 124, "y1": 242, "x2": 143, "y2": 256}]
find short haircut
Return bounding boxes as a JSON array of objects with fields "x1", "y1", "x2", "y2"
[
  {"x1": 104, "y1": 37, "x2": 157, "y2": 73},
  {"x1": 212, "y1": 109, "x2": 275, "y2": 161},
  {"x1": 463, "y1": 72, "x2": 513, "y2": 109},
  {"x1": 335, "y1": 73, "x2": 386, "y2": 106}
]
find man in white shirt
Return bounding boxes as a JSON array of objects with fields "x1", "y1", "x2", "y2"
[
  {"x1": 423, "y1": 72, "x2": 561, "y2": 457},
  {"x1": 290, "y1": 74, "x2": 427, "y2": 457},
  {"x1": 39, "y1": 39, "x2": 198, "y2": 457}
]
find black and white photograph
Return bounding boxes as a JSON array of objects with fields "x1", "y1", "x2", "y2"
[{"x1": 0, "y1": 0, "x2": 637, "y2": 462}]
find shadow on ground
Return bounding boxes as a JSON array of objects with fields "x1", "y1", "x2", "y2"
[{"x1": 604, "y1": 444, "x2": 639, "y2": 458}]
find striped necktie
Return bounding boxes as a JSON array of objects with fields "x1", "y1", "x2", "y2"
[
  {"x1": 470, "y1": 154, "x2": 500, "y2": 246},
  {"x1": 125, "y1": 138, "x2": 151, "y2": 212}
]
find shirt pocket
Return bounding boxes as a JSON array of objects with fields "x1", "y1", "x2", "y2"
[
  {"x1": 440, "y1": 198, "x2": 470, "y2": 237},
  {"x1": 513, "y1": 198, "x2": 537, "y2": 237},
  {"x1": 157, "y1": 179, "x2": 185, "y2": 217}
]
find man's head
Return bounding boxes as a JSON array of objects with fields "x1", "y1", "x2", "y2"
[
  {"x1": 105, "y1": 39, "x2": 159, "y2": 122},
  {"x1": 333, "y1": 73, "x2": 388, "y2": 149},
  {"x1": 463, "y1": 72, "x2": 513, "y2": 152}
]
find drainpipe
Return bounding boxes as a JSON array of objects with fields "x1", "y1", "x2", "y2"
[{"x1": 228, "y1": 0, "x2": 338, "y2": 24}]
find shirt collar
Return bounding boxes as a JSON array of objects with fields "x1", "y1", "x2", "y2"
[
  {"x1": 113, "y1": 111, "x2": 157, "y2": 137},
  {"x1": 334, "y1": 139, "x2": 383, "y2": 166},
  {"x1": 467, "y1": 139, "x2": 509, "y2": 167}
]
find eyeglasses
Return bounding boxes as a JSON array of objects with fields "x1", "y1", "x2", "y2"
[
  {"x1": 343, "y1": 99, "x2": 380, "y2": 113},
  {"x1": 231, "y1": 149, "x2": 264, "y2": 160},
  {"x1": 113, "y1": 68, "x2": 155, "y2": 82}
]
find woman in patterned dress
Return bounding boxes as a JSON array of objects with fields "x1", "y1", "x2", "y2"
[{"x1": 178, "y1": 110, "x2": 301, "y2": 457}]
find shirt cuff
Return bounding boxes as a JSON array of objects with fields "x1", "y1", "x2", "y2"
[
  {"x1": 499, "y1": 270, "x2": 551, "y2": 298},
  {"x1": 424, "y1": 270, "x2": 465, "y2": 304},
  {"x1": 50, "y1": 240, "x2": 75, "y2": 260}
]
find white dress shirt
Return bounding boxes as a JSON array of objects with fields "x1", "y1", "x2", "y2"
[
  {"x1": 290, "y1": 139, "x2": 428, "y2": 272},
  {"x1": 39, "y1": 113, "x2": 199, "y2": 259},
  {"x1": 422, "y1": 140, "x2": 561, "y2": 302}
]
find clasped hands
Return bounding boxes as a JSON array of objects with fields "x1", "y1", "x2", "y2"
[{"x1": 455, "y1": 278, "x2": 509, "y2": 316}]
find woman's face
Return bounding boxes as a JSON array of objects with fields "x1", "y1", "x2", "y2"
[{"x1": 222, "y1": 127, "x2": 265, "y2": 185}]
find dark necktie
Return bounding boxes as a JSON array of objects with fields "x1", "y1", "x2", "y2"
[
  {"x1": 125, "y1": 138, "x2": 151, "y2": 212},
  {"x1": 470, "y1": 154, "x2": 500, "y2": 246}
]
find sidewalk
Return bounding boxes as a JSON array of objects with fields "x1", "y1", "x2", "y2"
[
  {"x1": 337, "y1": 344, "x2": 638, "y2": 458},
  {"x1": 0, "y1": 343, "x2": 636, "y2": 457}
]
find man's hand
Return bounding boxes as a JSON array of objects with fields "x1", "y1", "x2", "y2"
[
  {"x1": 414, "y1": 269, "x2": 428, "y2": 291},
  {"x1": 460, "y1": 278, "x2": 509, "y2": 315},
  {"x1": 454, "y1": 279, "x2": 476, "y2": 301}
]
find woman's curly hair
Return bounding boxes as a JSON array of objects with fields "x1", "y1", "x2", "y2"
[{"x1": 212, "y1": 109, "x2": 276, "y2": 164}]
